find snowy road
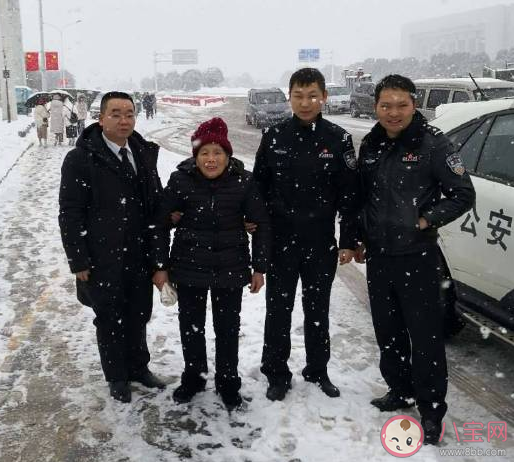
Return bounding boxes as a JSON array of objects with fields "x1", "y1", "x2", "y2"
[{"x1": 0, "y1": 101, "x2": 513, "y2": 461}]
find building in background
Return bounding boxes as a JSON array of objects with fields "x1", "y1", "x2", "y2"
[
  {"x1": 0, "y1": 0, "x2": 25, "y2": 121},
  {"x1": 401, "y1": 4, "x2": 514, "y2": 61}
]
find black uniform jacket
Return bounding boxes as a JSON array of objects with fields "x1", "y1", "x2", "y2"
[
  {"x1": 59, "y1": 123, "x2": 163, "y2": 278},
  {"x1": 252, "y1": 114, "x2": 360, "y2": 249},
  {"x1": 358, "y1": 111, "x2": 475, "y2": 256},
  {"x1": 150, "y1": 157, "x2": 271, "y2": 289}
]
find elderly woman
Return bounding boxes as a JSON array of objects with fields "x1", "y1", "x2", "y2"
[{"x1": 151, "y1": 117, "x2": 270, "y2": 411}]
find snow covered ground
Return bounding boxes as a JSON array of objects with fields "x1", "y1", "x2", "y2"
[{"x1": 0, "y1": 109, "x2": 512, "y2": 461}]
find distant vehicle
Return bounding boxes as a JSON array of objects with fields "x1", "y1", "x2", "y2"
[
  {"x1": 349, "y1": 81, "x2": 376, "y2": 118},
  {"x1": 323, "y1": 84, "x2": 351, "y2": 114},
  {"x1": 431, "y1": 98, "x2": 514, "y2": 341},
  {"x1": 414, "y1": 77, "x2": 514, "y2": 120},
  {"x1": 15, "y1": 86, "x2": 33, "y2": 115},
  {"x1": 483, "y1": 65, "x2": 514, "y2": 83},
  {"x1": 245, "y1": 88, "x2": 291, "y2": 129}
]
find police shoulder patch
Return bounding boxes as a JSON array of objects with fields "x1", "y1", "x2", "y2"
[
  {"x1": 343, "y1": 149, "x2": 357, "y2": 170},
  {"x1": 446, "y1": 152, "x2": 465, "y2": 175}
]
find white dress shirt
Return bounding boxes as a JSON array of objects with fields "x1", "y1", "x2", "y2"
[{"x1": 102, "y1": 132, "x2": 137, "y2": 174}]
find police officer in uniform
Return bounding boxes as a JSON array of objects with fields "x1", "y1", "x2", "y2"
[
  {"x1": 356, "y1": 75, "x2": 475, "y2": 444},
  {"x1": 253, "y1": 68, "x2": 360, "y2": 401}
]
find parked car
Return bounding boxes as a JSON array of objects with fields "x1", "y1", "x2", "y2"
[
  {"x1": 349, "y1": 81, "x2": 376, "y2": 118},
  {"x1": 323, "y1": 84, "x2": 351, "y2": 114},
  {"x1": 431, "y1": 98, "x2": 514, "y2": 340},
  {"x1": 414, "y1": 77, "x2": 514, "y2": 121},
  {"x1": 245, "y1": 88, "x2": 291, "y2": 129}
]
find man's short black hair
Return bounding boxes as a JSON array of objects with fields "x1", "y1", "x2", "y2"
[
  {"x1": 374, "y1": 74, "x2": 416, "y2": 104},
  {"x1": 100, "y1": 91, "x2": 135, "y2": 113},
  {"x1": 289, "y1": 67, "x2": 326, "y2": 94}
]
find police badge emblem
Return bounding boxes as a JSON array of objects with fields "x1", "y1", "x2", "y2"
[
  {"x1": 344, "y1": 149, "x2": 357, "y2": 170},
  {"x1": 446, "y1": 152, "x2": 466, "y2": 176}
]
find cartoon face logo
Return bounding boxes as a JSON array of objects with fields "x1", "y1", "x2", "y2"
[{"x1": 381, "y1": 415, "x2": 423, "y2": 457}]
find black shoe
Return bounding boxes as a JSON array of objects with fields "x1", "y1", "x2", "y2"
[
  {"x1": 266, "y1": 381, "x2": 291, "y2": 401},
  {"x1": 218, "y1": 391, "x2": 243, "y2": 411},
  {"x1": 422, "y1": 419, "x2": 442, "y2": 445},
  {"x1": 370, "y1": 391, "x2": 414, "y2": 412},
  {"x1": 109, "y1": 381, "x2": 131, "y2": 403},
  {"x1": 172, "y1": 381, "x2": 206, "y2": 404},
  {"x1": 130, "y1": 371, "x2": 166, "y2": 389},
  {"x1": 305, "y1": 376, "x2": 340, "y2": 398}
]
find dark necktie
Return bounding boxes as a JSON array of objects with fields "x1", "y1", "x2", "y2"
[{"x1": 119, "y1": 147, "x2": 135, "y2": 179}]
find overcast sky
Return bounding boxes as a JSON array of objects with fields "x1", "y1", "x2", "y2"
[{"x1": 19, "y1": 0, "x2": 509, "y2": 88}]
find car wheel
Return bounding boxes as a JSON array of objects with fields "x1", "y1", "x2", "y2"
[
  {"x1": 252, "y1": 115, "x2": 260, "y2": 129},
  {"x1": 438, "y1": 253, "x2": 466, "y2": 339},
  {"x1": 246, "y1": 114, "x2": 252, "y2": 125},
  {"x1": 350, "y1": 105, "x2": 360, "y2": 118}
]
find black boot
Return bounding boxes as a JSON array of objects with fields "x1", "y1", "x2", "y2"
[
  {"x1": 422, "y1": 419, "x2": 443, "y2": 445},
  {"x1": 109, "y1": 381, "x2": 131, "y2": 403},
  {"x1": 370, "y1": 391, "x2": 414, "y2": 411},
  {"x1": 172, "y1": 374, "x2": 206, "y2": 404},
  {"x1": 305, "y1": 375, "x2": 340, "y2": 398},
  {"x1": 218, "y1": 390, "x2": 243, "y2": 411},
  {"x1": 266, "y1": 380, "x2": 291, "y2": 401},
  {"x1": 130, "y1": 370, "x2": 166, "y2": 389}
]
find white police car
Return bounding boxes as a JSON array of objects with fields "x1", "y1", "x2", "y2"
[{"x1": 431, "y1": 98, "x2": 514, "y2": 343}]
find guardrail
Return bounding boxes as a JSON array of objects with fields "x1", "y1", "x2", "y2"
[{"x1": 160, "y1": 95, "x2": 225, "y2": 106}]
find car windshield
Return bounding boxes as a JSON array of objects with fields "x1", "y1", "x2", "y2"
[
  {"x1": 255, "y1": 92, "x2": 287, "y2": 104},
  {"x1": 327, "y1": 87, "x2": 350, "y2": 96},
  {"x1": 474, "y1": 87, "x2": 514, "y2": 100}
]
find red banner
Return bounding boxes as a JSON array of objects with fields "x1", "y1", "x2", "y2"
[
  {"x1": 45, "y1": 51, "x2": 59, "y2": 71},
  {"x1": 25, "y1": 52, "x2": 39, "y2": 71}
]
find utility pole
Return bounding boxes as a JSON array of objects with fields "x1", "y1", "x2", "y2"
[
  {"x1": 38, "y1": 0, "x2": 46, "y2": 90},
  {"x1": 2, "y1": 46, "x2": 11, "y2": 123},
  {"x1": 153, "y1": 52, "x2": 174, "y2": 92}
]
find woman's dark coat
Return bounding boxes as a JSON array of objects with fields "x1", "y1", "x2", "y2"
[{"x1": 151, "y1": 157, "x2": 271, "y2": 288}]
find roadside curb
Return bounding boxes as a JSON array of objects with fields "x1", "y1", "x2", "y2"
[{"x1": 0, "y1": 142, "x2": 35, "y2": 186}]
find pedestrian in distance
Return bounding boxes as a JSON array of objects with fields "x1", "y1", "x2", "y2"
[
  {"x1": 76, "y1": 93, "x2": 88, "y2": 136},
  {"x1": 58, "y1": 91, "x2": 166, "y2": 403},
  {"x1": 252, "y1": 67, "x2": 360, "y2": 401},
  {"x1": 355, "y1": 74, "x2": 475, "y2": 444},
  {"x1": 64, "y1": 104, "x2": 78, "y2": 146},
  {"x1": 142, "y1": 92, "x2": 154, "y2": 120},
  {"x1": 49, "y1": 94, "x2": 65, "y2": 146},
  {"x1": 151, "y1": 117, "x2": 271, "y2": 411},
  {"x1": 34, "y1": 98, "x2": 49, "y2": 147}
]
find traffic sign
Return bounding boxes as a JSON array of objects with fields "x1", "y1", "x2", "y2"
[{"x1": 298, "y1": 49, "x2": 320, "y2": 62}]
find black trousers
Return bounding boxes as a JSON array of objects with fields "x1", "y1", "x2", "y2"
[
  {"x1": 261, "y1": 232, "x2": 338, "y2": 383},
  {"x1": 177, "y1": 285, "x2": 243, "y2": 394},
  {"x1": 366, "y1": 248, "x2": 448, "y2": 421},
  {"x1": 83, "y1": 262, "x2": 153, "y2": 382}
]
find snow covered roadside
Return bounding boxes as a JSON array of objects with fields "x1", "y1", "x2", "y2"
[
  {"x1": 0, "y1": 115, "x2": 35, "y2": 182},
  {"x1": 0, "y1": 111, "x2": 511, "y2": 461}
]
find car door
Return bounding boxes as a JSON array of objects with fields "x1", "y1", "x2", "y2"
[{"x1": 439, "y1": 112, "x2": 514, "y2": 301}]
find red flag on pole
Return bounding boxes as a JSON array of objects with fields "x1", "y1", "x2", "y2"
[
  {"x1": 25, "y1": 52, "x2": 39, "y2": 71},
  {"x1": 45, "y1": 51, "x2": 59, "y2": 71}
]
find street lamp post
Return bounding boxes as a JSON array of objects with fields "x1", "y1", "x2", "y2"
[{"x1": 43, "y1": 20, "x2": 81, "y2": 88}]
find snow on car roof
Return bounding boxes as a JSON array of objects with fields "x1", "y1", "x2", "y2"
[
  {"x1": 431, "y1": 98, "x2": 514, "y2": 133},
  {"x1": 414, "y1": 77, "x2": 514, "y2": 89}
]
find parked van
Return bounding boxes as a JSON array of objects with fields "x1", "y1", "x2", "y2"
[
  {"x1": 245, "y1": 88, "x2": 291, "y2": 129},
  {"x1": 414, "y1": 77, "x2": 514, "y2": 120}
]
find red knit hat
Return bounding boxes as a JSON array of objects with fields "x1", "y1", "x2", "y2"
[{"x1": 191, "y1": 117, "x2": 233, "y2": 156}]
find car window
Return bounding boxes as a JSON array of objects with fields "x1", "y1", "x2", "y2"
[
  {"x1": 415, "y1": 88, "x2": 426, "y2": 106},
  {"x1": 452, "y1": 91, "x2": 470, "y2": 103},
  {"x1": 327, "y1": 87, "x2": 350, "y2": 96},
  {"x1": 476, "y1": 113, "x2": 514, "y2": 183},
  {"x1": 255, "y1": 92, "x2": 286, "y2": 104},
  {"x1": 453, "y1": 118, "x2": 492, "y2": 172},
  {"x1": 426, "y1": 89, "x2": 450, "y2": 109},
  {"x1": 448, "y1": 120, "x2": 480, "y2": 151}
]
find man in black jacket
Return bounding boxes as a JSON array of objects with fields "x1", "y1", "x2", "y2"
[
  {"x1": 253, "y1": 68, "x2": 360, "y2": 401},
  {"x1": 356, "y1": 75, "x2": 475, "y2": 444},
  {"x1": 59, "y1": 92, "x2": 165, "y2": 403}
]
